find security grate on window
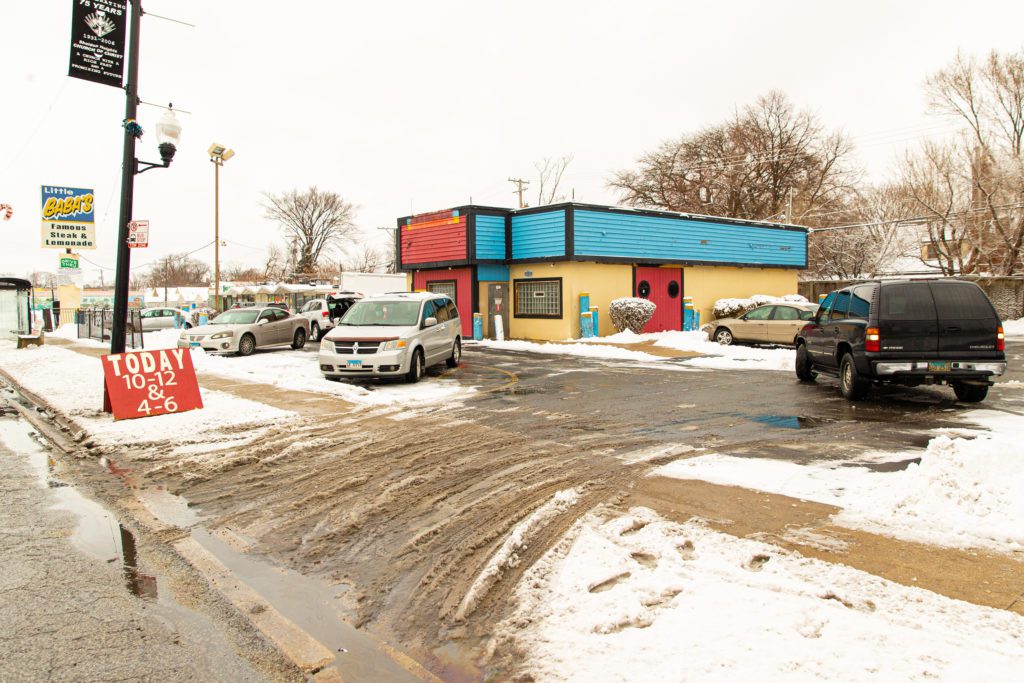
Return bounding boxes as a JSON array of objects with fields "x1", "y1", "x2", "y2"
[
  {"x1": 427, "y1": 281, "x2": 457, "y2": 301},
  {"x1": 515, "y1": 279, "x2": 561, "y2": 317}
]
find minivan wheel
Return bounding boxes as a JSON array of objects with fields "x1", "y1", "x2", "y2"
[
  {"x1": 795, "y1": 343, "x2": 817, "y2": 382},
  {"x1": 714, "y1": 327, "x2": 734, "y2": 345},
  {"x1": 839, "y1": 354, "x2": 869, "y2": 400},
  {"x1": 446, "y1": 338, "x2": 461, "y2": 368},
  {"x1": 952, "y1": 382, "x2": 989, "y2": 403},
  {"x1": 310, "y1": 322, "x2": 320, "y2": 341},
  {"x1": 291, "y1": 328, "x2": 307, "y2": 350},
  {"x1": 405, "y1": 348, "x2": 425, "y2": 383}
]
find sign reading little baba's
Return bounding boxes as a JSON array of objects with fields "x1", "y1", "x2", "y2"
[
  {"x1": 68, "y1": 0, "x2": 128, "y2": 88},
  {"x1": 41, "y1": 185, "x2": 96, "y2": 249}
]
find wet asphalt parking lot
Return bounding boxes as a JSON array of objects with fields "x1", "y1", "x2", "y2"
[{"x1": 319, "y1": 340, "x2": 1024, "y2": 464}]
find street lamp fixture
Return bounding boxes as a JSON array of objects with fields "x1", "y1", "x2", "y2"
[
  {"x1": 136, "y1": 106, "x2": 182, "y2": 174},
  {"x1": 209, "y1": 143, "x2": 235, "y2": 312}
]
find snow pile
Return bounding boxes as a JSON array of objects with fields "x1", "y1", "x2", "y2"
[
  {"x1": 609, "y1": 297, "x2": 656, "y2": 333},
  {"x1": 713, "y1": 293, "x2": 808, "y2": 319},
  {"x1": 189, "y1": 348, "x2": 476, "y2": 408},
  {"x1": 1003, "y1": 318, "x2": 1024, "y2": 338},
  {"x1": 456, "y1": 488, "x2": 582, "y2": 621},
  {"x1": 653, "y1": 330, "x2": 796, "y2": 371},
  {"x1": 497, "y1": 508, "x2": 1024, "y2": 682},
  {"x1": 655, "y1": 412, "x2": 1024, "y2": 552},
  {"x1": 0, "y1": 344, "x2": 294, "y2": 447},
  {"x1": 472, "y1": 339, "x2": 662, "y2": 362}
]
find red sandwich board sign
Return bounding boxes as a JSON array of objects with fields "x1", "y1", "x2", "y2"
[{"x1": 101, "y1": 348, "x2": 203, "y2": 420}]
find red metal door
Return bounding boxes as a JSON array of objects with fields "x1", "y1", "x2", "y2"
[{"x1": 634, "y1": 267, "x2": 682, "y2": 333}]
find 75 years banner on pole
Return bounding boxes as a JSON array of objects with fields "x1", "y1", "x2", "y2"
[{"x1": 68, "y1": 0, "x2": 127, "y2": 88}]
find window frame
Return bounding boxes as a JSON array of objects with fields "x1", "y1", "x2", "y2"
[
  {"x1": 513, "y1": 277, "x2": 563, "y2": 319},
  {"x1": 425, "y1": 280, "x2": 457, "y2": 304}
]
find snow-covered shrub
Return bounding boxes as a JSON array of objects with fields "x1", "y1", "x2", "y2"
[
  {"x1": 713, "y1": 294, "x2": 807, "y2": 320},
  {"x1": 609, "y1": 297, "x2": 656, "y2": 333}
]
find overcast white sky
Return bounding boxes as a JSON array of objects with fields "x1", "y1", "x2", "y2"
[{"x1": 3, "y1": 1, "x2": 1023, "y2": 283}]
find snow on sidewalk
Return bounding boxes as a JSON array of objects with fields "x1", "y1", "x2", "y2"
[
  {"x1": 654, "y1": 409, "x2": 1024, "y2": 554},
  {"x1": 497, "y1": 507, "x2": 1024, "y2": 682},
  {"x1": 0, "y1": 343, "x2": 293, "y2": 447},
  {"x1": 477, "y1": 329, "x2": 796, "y2": 371}
]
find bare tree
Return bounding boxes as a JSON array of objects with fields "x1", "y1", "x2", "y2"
[
  {"x1": 609, "y1": 91, "x2": 859, "y2": 223},
  {"x1": 143, "y1": 253, "x2": 211, "y2": 288},
  {"x1": 535, "y1": 154, "x2": 574, "y2": 205},
  {"x1": 805, "y1": 185, "x2": 918, "y2": 278},
  {"x1": 262, "y1": 244, "x2": 289, "y2": 282},
  {"x1": 30, "y1": 271, "x2": 57, "y2": 289},
  {"x1": 344, "y1": 244, "x2": 386, "y2": 273},
  {"x1": 900, "y1": 48, "x2": 1024, "y2": 275},
  {"x1": 221, "y1": 263, "x2": 263, "y2": 282},
  {"x1": 263, "y1": 187, "x2": 358, "y2": 275}
]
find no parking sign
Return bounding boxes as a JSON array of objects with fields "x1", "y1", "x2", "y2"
[
  {"x1": 127, "y1": 220, "x2": 149, "y2": 248},
  {"x1": 101, "y1": 349, "x2": 203, "y2": 420}
]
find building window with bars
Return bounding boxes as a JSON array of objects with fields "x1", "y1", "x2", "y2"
[
  {"x1": 514, "y1": 278, "x2": 562, "y2": 318},
  {"x1": 426, "y1": 280, "x2": 457, "y2": 302}
]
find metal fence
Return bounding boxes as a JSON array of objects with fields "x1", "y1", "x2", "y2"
[{"x1": 75, "y1": 308, "x2": 145, "y2": 350}]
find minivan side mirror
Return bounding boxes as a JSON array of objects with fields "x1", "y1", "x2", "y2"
[{"x1": 423, "y1": 316, "x2": 438, "y2": 328}]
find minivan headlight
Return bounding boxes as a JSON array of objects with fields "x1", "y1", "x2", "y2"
[
  {"x1": 210, "y1": 331, "x2": 233, "y2": 340},
  {"x1": 380, "y1": 339, "x2": 407, "y2": 351}
]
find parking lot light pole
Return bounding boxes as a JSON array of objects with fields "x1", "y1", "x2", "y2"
[{"x1": 208, "y1": 144, "x2": 234, "y2": 313}]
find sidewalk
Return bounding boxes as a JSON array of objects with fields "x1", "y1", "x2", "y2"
[{"x1": 0, "y1": 409, "x2": 302, "y2": 682}]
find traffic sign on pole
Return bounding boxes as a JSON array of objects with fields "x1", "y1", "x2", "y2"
[{"x1": 127, "y1": 219, "x2": 149, "y2": 248}]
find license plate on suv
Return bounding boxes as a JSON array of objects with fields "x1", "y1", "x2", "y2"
[{"x1": 928, "y1": 361, "x2": 950, "y2": 372}]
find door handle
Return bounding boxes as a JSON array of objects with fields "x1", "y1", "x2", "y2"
[{"x1": 943, "y1": 326, "x2": 961, "y2": 333}]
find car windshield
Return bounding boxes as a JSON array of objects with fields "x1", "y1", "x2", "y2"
[
  {"x1": 211, "y1": 309, "x2": 259, "y2": 325},
  {"x1": 340, "y1": 301, "x2": 421, "y2": 326}
]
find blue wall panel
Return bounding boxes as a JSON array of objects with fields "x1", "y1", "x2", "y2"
[
  {"x1": 573, "y1": 210, "x2": 806, "y2": 267},
  {"x1": 511, "y1": 210, "x2": 566, "y2": 260},
  {"x1": 475, "y1": 214, "x2": 507, "y2": 260},
  {"x1": 477, "y1": 264, "x2": 509, "y2": 281}
]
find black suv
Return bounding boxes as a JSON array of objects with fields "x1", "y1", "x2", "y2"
[{"x1": 795, "y1": 280, "x2": 1006, "y2": 402}]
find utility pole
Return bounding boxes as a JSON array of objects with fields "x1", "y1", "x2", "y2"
[
  {"x1": 785, "y1": 187, "x2": 793, "y2": 224},
  {"x1": 508, "y1": 177, "x2": 530, "y2": 209}
]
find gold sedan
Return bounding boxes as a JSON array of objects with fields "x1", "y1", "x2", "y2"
[{"x1": 705, "y1": 303, "x2": 819, "y2": 346}]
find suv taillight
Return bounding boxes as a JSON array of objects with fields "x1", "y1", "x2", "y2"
[
  {"x1": 322, "y1": 311, "x2": 329, "y2": 317},
  {"x1": 865, "y1": 327, "x2": 880, "y2": 352},
  {"x1": 998, "y1": 326, "x2": 1005, "y2": 351}
]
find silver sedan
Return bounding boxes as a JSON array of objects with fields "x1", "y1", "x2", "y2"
[{"x1": 177, "y1": 306, "x2": 310, "y2": 355}]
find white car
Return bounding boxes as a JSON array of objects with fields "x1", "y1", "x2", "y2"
[
  {"x1": 298, "y1": 292, "x2": 362, "y2": 341},
  {"x1": 140, "y1": 307, "x2": 191, "y2": 331},
  {"x1": 178, "y1": 306, "x2": 310, "y2": 355},
  {"x1": 318, "y1": 292, "x2": 461, "y2": 383}
]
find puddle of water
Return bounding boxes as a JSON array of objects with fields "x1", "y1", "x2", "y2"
[
  {"x1": 137, "y1": 485, "x2": 204, "y2": 528},
  {"x1": 750, "y1": 415, "x2": 830, "y2": 430},
  {"x1": 0, "y1": 416, "x2": 158, "y2": 601},
  {"x1": 192, "y1": 528, "x2": 422, "y2": 683}
]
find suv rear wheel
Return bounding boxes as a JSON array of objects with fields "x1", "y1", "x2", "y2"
[
  {"x1": 839, "y1": 353, "x2": 869, "y2": 400},
  {"x1": 310, "y1": 322, "x2": 320, "y2": 341},
  {"x1": 795, "y1": 343, "x2": 817, "y2": 382},
  {"x1": 952, "y1": 382, "x2": 989, "y2": 403},
  {"x1": 405, "y1": 348, "x2": 425, "y2": 383}
]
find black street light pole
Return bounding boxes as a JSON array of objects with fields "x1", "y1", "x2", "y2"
[
  {"x1": 109, "y1": 0, "x2": 180, "y2": 356},
  {"x1": 110, "y1": 0, "x2": 143, "y2": 356}
]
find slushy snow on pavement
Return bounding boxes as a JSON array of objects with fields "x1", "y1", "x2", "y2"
[{"x1": 497, "y1": 507, "x2": 1024, "y2": 682}]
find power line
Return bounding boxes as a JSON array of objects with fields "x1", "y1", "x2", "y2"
[{"x1": 809, "y1": 202, "x2": 1024, "y2": 233}]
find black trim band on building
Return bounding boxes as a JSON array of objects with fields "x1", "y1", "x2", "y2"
[{"x1": 565, "y1": 205, "x2": 575, "y2": 258}]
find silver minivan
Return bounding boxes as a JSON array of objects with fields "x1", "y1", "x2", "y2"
[{"x1": 318, "y1": 292, "x2": 461, "y2": 383}]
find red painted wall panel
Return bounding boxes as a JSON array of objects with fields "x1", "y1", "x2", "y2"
[
  {"x1": 412, "y1": 268, "x2": 473, "y2": 337},
  {"x1": 401, "y1": 215, "x2": 467, "y2": 265},
  {"x1": 635, "y1": 266, "x2": 683, "y2": 333}
]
